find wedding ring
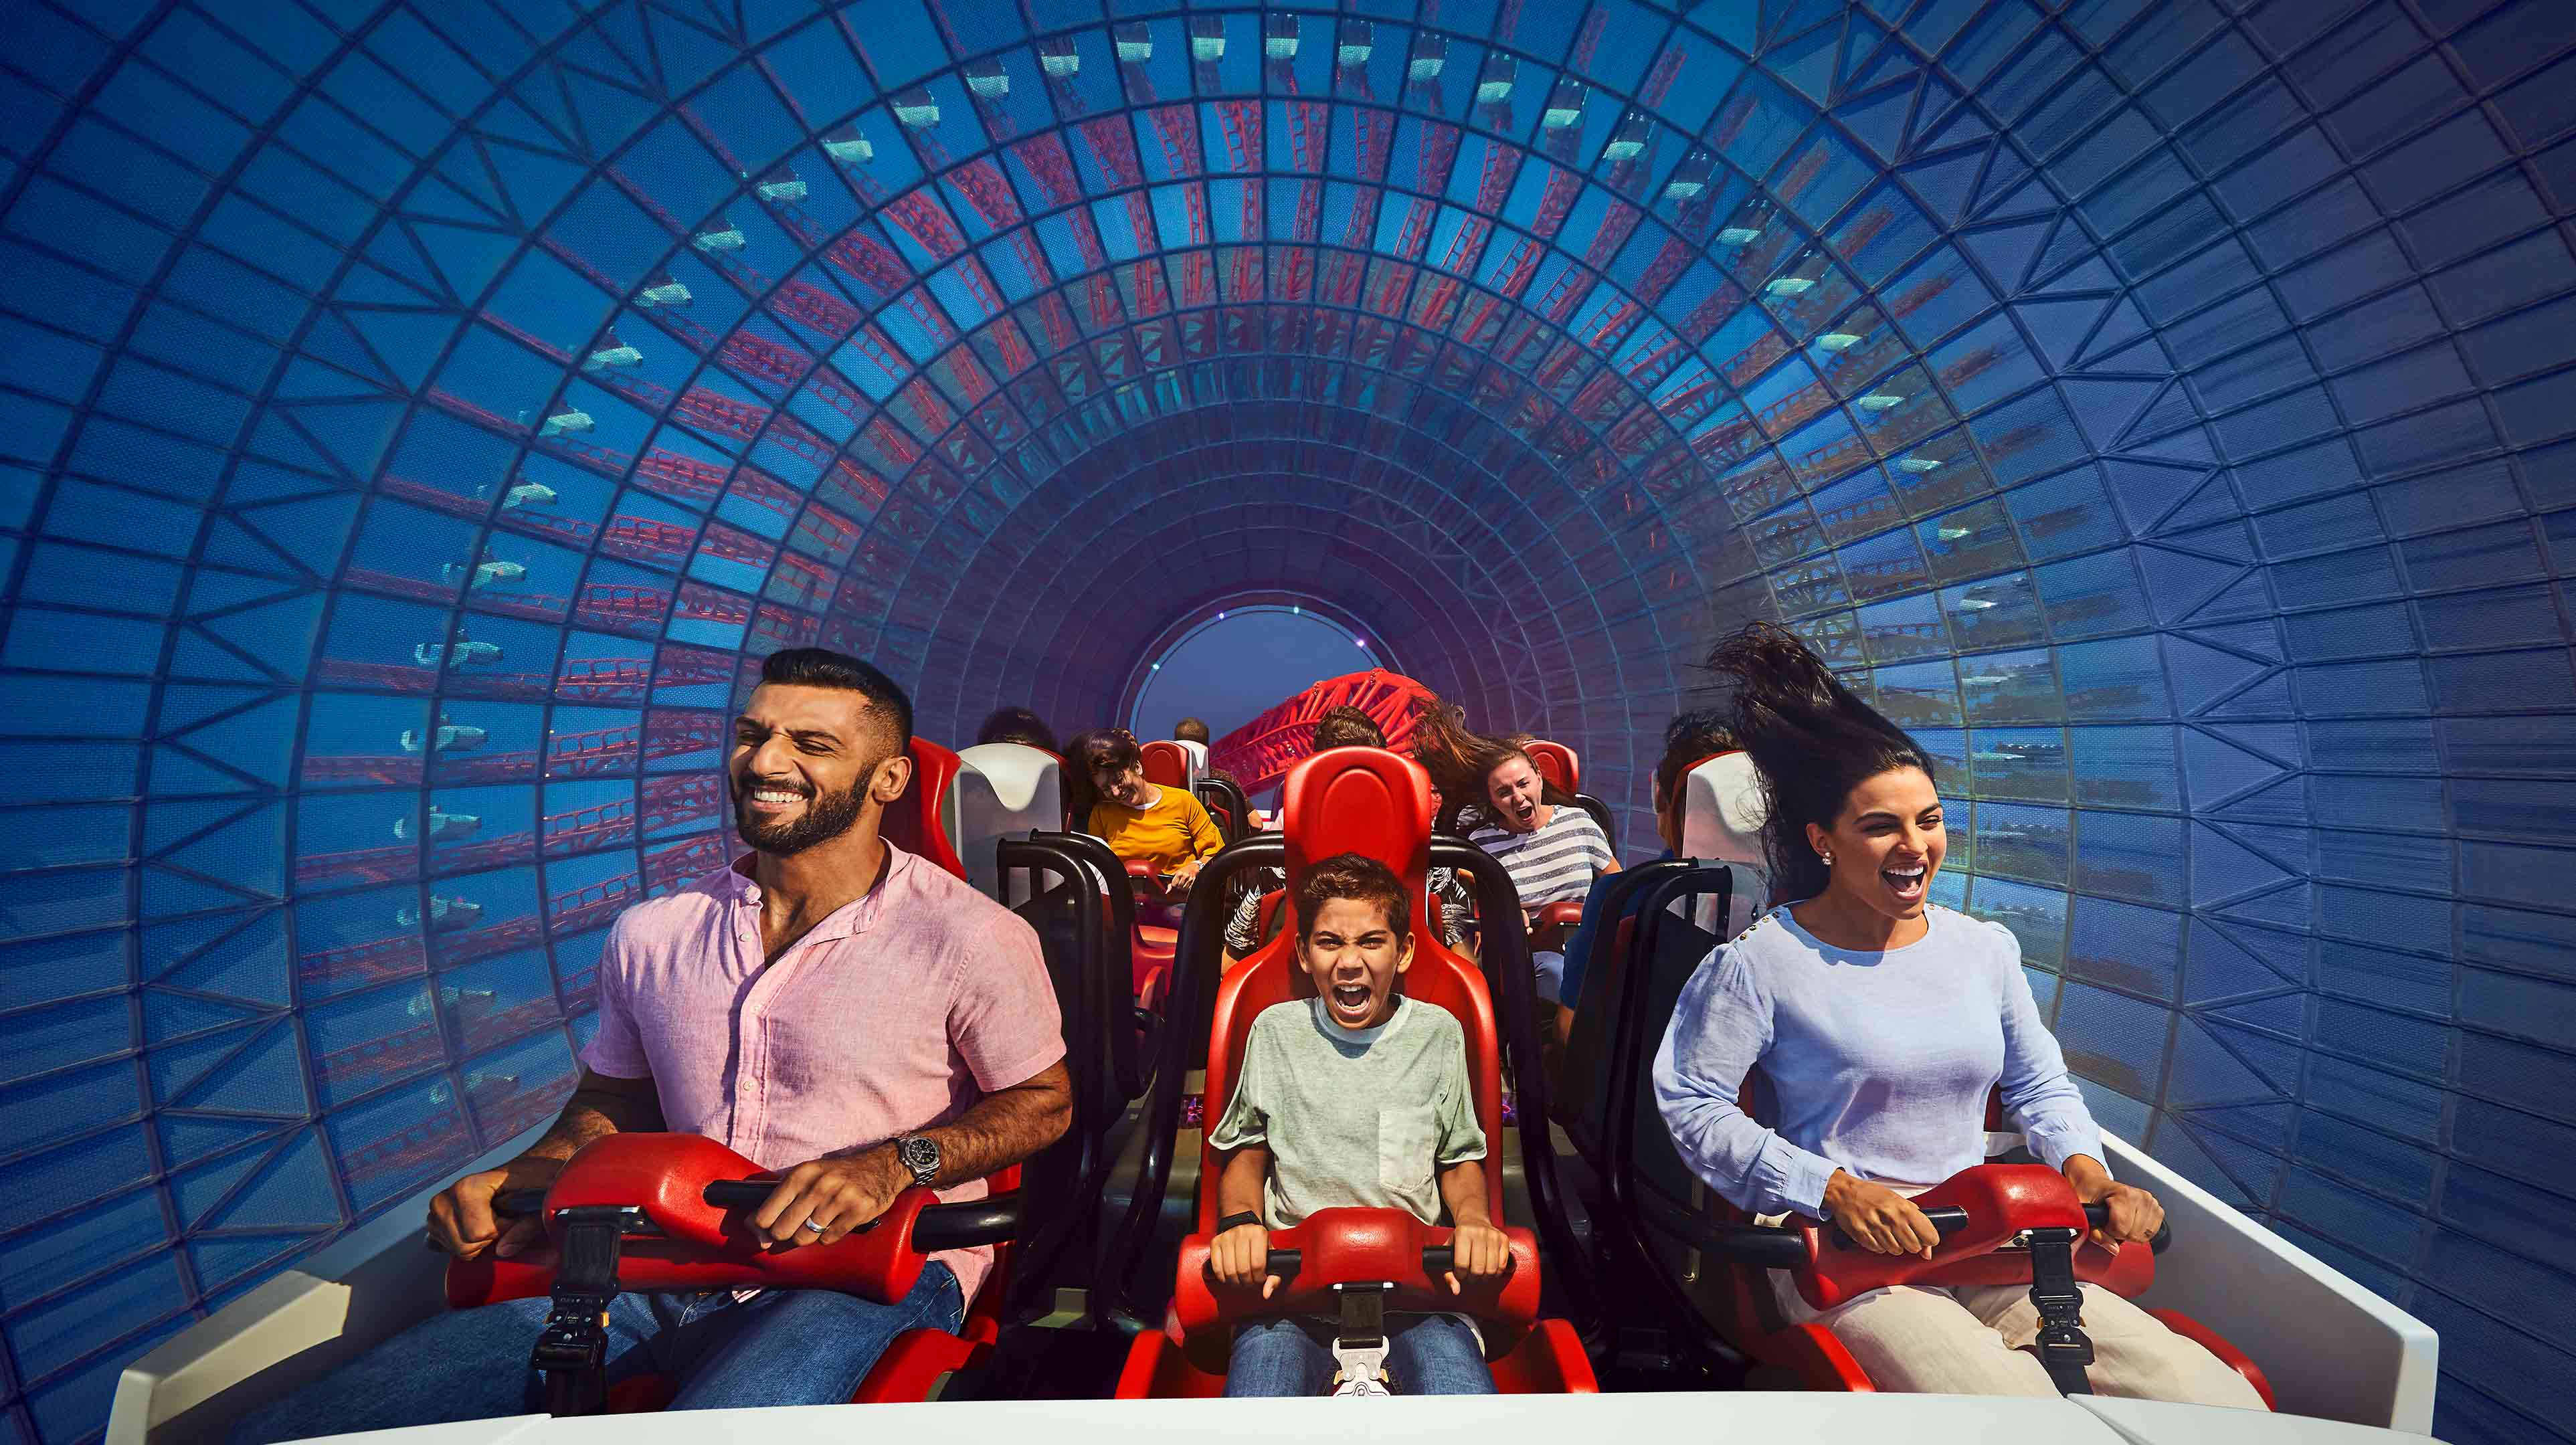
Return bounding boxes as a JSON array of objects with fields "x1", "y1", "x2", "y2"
[{"x1": 803, "y1": 1218, "x2": 826, "y2": 1233}]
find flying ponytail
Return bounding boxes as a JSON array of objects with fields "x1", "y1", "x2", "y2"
[
  {"x1": 1404, "y1": 694, "x2": 1573, "y2": 834},
  {"x1": 1705, "y1": 622, "x2": 1938, "y2": 905}
]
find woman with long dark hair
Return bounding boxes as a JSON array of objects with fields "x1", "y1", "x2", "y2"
[
  {"x1": 1651, "y1": 623, "x2": 2262, "y2": 1405},
  {"x1": 1404, "y1": 695, "x2": 1496, "y2": 838}
]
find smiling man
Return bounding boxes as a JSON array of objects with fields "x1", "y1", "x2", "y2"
[{"x1": 234, "y1": 649, "x2": 1071, "y2": 1441}]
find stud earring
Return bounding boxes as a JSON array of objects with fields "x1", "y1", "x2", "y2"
[{"x1": 1818, "y1": 852, "x2": 1834, "y2": 866}]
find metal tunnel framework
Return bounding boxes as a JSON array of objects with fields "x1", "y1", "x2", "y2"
[{"x1": 0, "y1": 0, "x2": 2572, "y2": 1439}]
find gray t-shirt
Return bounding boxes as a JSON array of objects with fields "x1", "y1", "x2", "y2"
[{"x1": 1208, "y1": 996, "x2": 1487, "y2": 1228}]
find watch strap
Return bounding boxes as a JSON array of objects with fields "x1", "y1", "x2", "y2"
[{"x1": 1216, "y1": 1210, "x2": 1264, "y2": 1235}]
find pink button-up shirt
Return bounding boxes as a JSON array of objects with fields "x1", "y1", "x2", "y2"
[{"x1": 579, "y1": 842, "x2": 1064, "y2": 1304}]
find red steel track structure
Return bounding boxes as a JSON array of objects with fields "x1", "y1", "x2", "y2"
[{"x1": 1207, "y1": 668, "x2": 1436, "y2": 796}]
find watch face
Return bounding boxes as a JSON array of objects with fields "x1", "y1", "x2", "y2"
[{"x1": 900, "y1": 1137, "x2": 939, "y2": 1173}]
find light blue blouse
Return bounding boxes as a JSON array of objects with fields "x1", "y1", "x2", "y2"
[{"x1": 1652, "y1": 904, "x2": 2104, "y2": 1219}]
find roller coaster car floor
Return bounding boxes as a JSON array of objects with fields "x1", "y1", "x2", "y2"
[{"x1": 933, "y1": 1320, "x2": 1142, "y2": 1402}]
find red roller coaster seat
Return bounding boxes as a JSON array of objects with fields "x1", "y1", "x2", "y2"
[
  {"x1": 1699, "y1": 1077, "x2": 2272, "y2": 1406},
  {"x1": 880, "y1": 739, "x2": 967, "y2": 881},
  {"x1": 1115, "y1": 747, "x2": 1596, "y2": 1397},
  {"x1": 1524, "y1": 741, "x2": 1578, "y2": 795},
  {"x1": 1141, "y1": 740, "x2": 1192, "y2": 788},
  {"x1": 1115, "y1": 857, "x2": 1180, "y2": 1009},
  {"x1": 1117, "y1": 747, "x2": 1198, "y2": 1003},
  {"x1": 1529, "y1": 899, "x2": 1586, "y2": 953}
]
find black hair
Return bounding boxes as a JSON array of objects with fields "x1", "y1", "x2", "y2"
[
  {"x1": 1062, "y1": 729, "x2": 1106, "y2": 824},
  {"x1": 1653, "y1": 708, "x2": 1738, "y2": 814},
  {"x1": 1172, "y1": 716, "x2": 1211, "y2": 744},
  {"x1": 976, "y1": 705, "x2": 1060, "y2": 754},
  {"x1": 1064, "y1": 728, "x2": 1145, "y2": 827},
  {"x1": 1705, "y1": 622, "x2": 1936, "y2": 904},
  {"x1": 1087, "y1": 727, "x2": 1143, "y2": 777},
  {"x1": 758, "y1": 648, "x2": 912, "y2": 751},
  {"x1": 1295, "y1": 851, "x2": 1412, "y2": 943}
]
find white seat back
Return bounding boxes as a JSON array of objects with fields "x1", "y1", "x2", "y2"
[
  {"x1": 1680, "y1": 751, "x2": 1768, "y2": 937},
  {"x1": 1175, "y1": 738, "x2": 1208, "y2": 784},
  {"x1": 955, "y1": 743, "x2": 1064, "y2": 904}
]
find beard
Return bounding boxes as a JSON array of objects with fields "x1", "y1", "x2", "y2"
[{"x1": 733, "y1": 775, "x2": 867, "y2": 857}]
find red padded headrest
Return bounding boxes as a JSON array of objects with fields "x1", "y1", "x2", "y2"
[
  {"x1": 1282, "y1": 745, "x2": 1432, "y2": 912},
  {"x1": 1526, "y1": 740, "x2": 1578, "y2": 793},
  {"x1": 1198, "y1": 748, "x2": 1502, "y2": 1229},
  {"x1": 880, "y1": 739, "x2": 965, "y2": 880},
  {"x1": 1141, "y1": 739, "x2": 1190, "y2": 788}
]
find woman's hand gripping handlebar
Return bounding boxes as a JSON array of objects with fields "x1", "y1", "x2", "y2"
[{"x1": 1822, "y1": 1197, "x2": 2169, "y2": 1256}]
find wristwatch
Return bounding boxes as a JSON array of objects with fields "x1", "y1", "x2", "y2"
[
  {"x1": 1216, "y1": 1210, "x2": 1264, "y2": 1235},
  {"x1": 895, "y1": 1134, "x2": 941, "y2": 1189}
]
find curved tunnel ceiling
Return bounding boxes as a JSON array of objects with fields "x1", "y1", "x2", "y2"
[{"x1": 3, "y1": 1, "x2": 2575, "y2": 1440}]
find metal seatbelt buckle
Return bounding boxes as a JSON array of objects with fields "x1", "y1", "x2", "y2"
[
  {"x1": 1327, "y1": 1282, "x2": 1394, "y2": 1398},
  {"x1": 1329, "y1": 1347, "x2": 1392, "y2": 1398}
]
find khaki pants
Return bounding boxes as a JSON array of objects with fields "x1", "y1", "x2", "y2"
[
  {"x1": 1770, "y1": 1272, "x2": 2265, "y2": 1406},
  {"x1": 1762, "y1": 1179, "x2": 2266, "y2": 1408}
]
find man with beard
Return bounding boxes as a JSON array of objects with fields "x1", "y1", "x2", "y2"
[{"x1": 234, "y1": 650, "x2": 1071, "y2": 1440}]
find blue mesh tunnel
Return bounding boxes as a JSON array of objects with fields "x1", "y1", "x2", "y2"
[{"x1": 1, "y1": 0, "x2": 2571, "y2": 1439}]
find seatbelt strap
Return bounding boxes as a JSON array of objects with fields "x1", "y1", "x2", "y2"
[
  {"x1": 1327, "y1": 1284, "x2": 1392, "y2": 1398},
  {"x1": 2023, "y1": 1226, "x2": 2094, "y2": 1396},
  {"x1": 529, "y1": 1206, "x2": 647, "y2": 1416}
]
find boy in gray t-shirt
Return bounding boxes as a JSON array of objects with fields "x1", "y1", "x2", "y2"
[{"x1": 1206, "y1": 852, "x2": 1509, "y2": 1396}]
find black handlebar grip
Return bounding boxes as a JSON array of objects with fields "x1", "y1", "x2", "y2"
[
  {"x1": 1200, "y1": 1243, "x2": 1501, "y2": 1285},
  {"x1": 1828, "y1": 1204, "x2": 1968, "y2": 1252},
  {"x1": 1697, "y1": 1224, "x2": 1814, "y2": 1269},
  {"x1": 701, "y1": 1180, "x2": 777, "y2": 1210},
  {"x1": 1203, "y1": 1246, "x2": 1303, "y2": 1286},
  {"x1": 1422, "y1": 1242, "x2": 1524, "y2": 1281},
  {"x1": 909, "y1": 1197, "x2": 1019, "y2": 1250},
  {"x1": 2079, "y1": 1201, "x2": 2174, "y2": 1253},
  {"x1": 699, "y1": 1177, "x2": 900, "y2": 1236}
]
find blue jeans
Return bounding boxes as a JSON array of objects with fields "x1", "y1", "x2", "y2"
[
  {"x1": 232, "y1": 1266, "x2": 961, "y2": 1443},
  {"x1": 1224, "y1": 1314, "x2": 1495, "y2": 1396}
]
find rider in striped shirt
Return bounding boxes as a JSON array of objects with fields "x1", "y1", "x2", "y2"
[{"x1": 1464, "y1": 743, "x2": 1618, "y2": 1003}]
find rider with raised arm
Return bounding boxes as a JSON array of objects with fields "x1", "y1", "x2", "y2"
[
  {"x1": 1651, "y1": 625, "x2": 2260, "y2": 1404},
  {"x1": 234, "y1": 650, "x2": 1072, "y2": 1440},
  {"x1": 1207, "y1": 854, "x2": 1510, "y2": 1396}
]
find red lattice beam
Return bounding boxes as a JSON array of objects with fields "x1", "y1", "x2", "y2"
[{"x1": 1207, "y1": 669, "x2": 1437, "y2": 796}]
